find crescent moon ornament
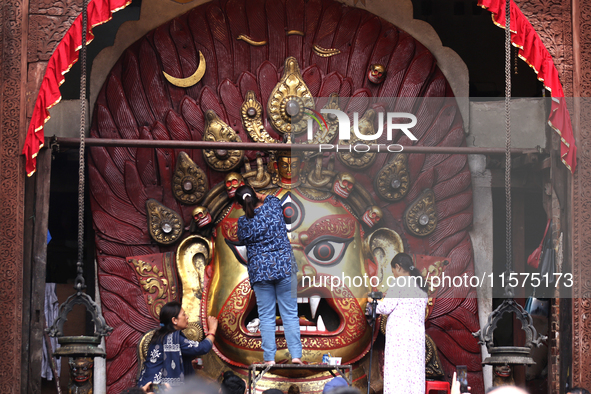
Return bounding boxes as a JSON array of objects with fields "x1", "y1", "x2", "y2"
[{"x1": 162, "y1": 51, "x2": 206, "y2": 88}]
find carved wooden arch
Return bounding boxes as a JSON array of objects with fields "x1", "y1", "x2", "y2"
[{"x1": 88, "y1": 1, "x2": 482, "y2": 392}]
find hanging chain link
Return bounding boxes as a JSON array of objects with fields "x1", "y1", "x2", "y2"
[
  {"x1": 75, "y1": 0, "x2": 89, "y2": 292},
  {"x1": 504, "y1": 0, "x2": 513, "y2": 280}
]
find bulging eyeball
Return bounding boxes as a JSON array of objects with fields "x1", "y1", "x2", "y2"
[{"x1": 368, "y1": 63, "x2": 386, "y2": 84}]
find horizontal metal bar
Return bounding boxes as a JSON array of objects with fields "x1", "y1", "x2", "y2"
[{"x1": 52, "y1": 137, "x2": 541, "y2": 155}]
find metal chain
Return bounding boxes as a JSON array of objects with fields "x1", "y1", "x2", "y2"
[
  {"x1": 75, "y1": 0, "x2": 88, "y2": 292},
  {"x1": 504, "y1": 0, "x2": 512, "y2": 278}
]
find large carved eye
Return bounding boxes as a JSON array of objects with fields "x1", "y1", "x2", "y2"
[
  {"x1": 281, "y1": 194, "x2": 304, "y2": 231},
  {"x1": 304, "y1": 236, "x2": 353, "y2": 266},
  {"x1": 224, "y1": 239, "x2": 248, "y2": 266}
]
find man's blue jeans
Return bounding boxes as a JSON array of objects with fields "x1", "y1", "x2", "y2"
[{"x1": 251, "y1": 274, "x2": 302, "y2": 362}]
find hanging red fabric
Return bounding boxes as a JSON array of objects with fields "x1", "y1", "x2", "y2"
[
  {"x1": 527, "y1": 219, "x2": 551, "y2": 269},
  {"x1": 479, "y1": 0, "x2": 577, "y2": 174},
  {"x1": 21, "y1": 0, "x2": 131, "y2": 176},
  {"x1": 22, "y1": 0, "x2": 577, "y2": 176}
]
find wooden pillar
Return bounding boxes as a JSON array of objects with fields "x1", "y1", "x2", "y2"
[
  {"x1": 570, "y1": 0, "x2": 591, "y2": 390},
  {"x1": 21, "y1": 148, "x2": 52, "y2": 394},
  {"x1": 0, "y1": 0, "x2": 28, "y2": 391}
]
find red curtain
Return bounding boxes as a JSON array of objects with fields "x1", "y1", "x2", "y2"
[
  {"x1": 22, "y1": 0, "x2": 131, "y2": 176},
  {"x1": 22, "y1": 0, "x2": 577, "y2": 175},
  {"x1": 479, "y1": 0, "x2": 577, "y2": 173}
]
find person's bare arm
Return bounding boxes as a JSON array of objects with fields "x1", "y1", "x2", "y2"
[
  {"x1": 256, "y1": 192, "x2": 267, "y2": 201},
  {"x1": 141, "y1": 382, "x2": 155, "y2": 394},
  {"x1": 205, "y1": 316, "x2": 218, "y2": 343}
]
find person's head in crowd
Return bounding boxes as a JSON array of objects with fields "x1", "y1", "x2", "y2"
[
  {"x1": 391, "y1": 252, "x2": 428, "y2": 292},
  {"x1": 486, "y1": 386, "x2": 529, "y2": 394},
  {"x1": 262, "y1": 389, "x2": 284, "y2": 394},
  {"x1": 568, "y1": 388, "x2": 591, "y2": 394},
  {"x1": 150, "y1": 301, "x2": 185, "y2": 346},
  {"x1": 235, "y1": 185, "x2": 260, "y2": 219},
  {"x1": 119, "y1": 388, "x2": 147, "y2": 394},
  {"x1": 323, "y1": 377, "x2": 349, "y2": 394},
  {"x1": 325, "y1": 387, "x2": 360, "y2": 394},
  {"x1": 173, "y1": 377, "x2": 221, "y2": 394},
  {"x1": 220, "y1": 371, "x2": 246, "y2": 394},
  {"x1": 287, "y1": 385, "x2": 300, "y2": 394}
]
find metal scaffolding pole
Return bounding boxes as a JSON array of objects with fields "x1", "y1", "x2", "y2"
[{"x1": 52, "y1": 137, "x2": 542, "y2": 155}]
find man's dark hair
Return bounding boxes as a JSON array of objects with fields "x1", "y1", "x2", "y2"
[
  {"x1": 220, "y1": 371, "x2": 246, "y2": 394},
  {"x1": 569, "y1": 388, "x2": 591, "y2": 394}
]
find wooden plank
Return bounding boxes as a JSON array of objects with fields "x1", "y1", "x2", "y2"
[{"x1": 26, "y1": 147, "x2": 52, "y2": 394}]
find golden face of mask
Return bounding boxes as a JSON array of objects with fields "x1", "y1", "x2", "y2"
[
  {"x1": 276, "y1": 156, "x2": 301, "y2": 180},
  {"x1": 204, "y1": 189, "x2": 372, "y2": 367}
]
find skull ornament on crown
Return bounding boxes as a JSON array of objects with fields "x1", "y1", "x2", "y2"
[
  {"x1": 362, "y1": 205, "x2": 383, "y2": 228},
  {"x1": 332, "y1": 172, "x2": 356, "y2": 199},
  {"x1": 368, "y1": 63, "x2": 386, "y2": 84},
  {"x1": 192, "y1": 206, "x2": 212, "y2": 228},
  {"x1": 225, "y1": 172, "x2": 245, "y2": 198}
]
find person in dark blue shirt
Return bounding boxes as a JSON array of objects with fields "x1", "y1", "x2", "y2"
[
  {"x1": 138, "y1": 301, "x2": 218, "y2": 388},
  {"x1": 235, "y1": 185, "x2": 302, "y2": 365}
]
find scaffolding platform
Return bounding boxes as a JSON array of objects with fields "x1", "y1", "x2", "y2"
[{"x1": 247, "y1": 364, "x2": 353, "y2": 394}]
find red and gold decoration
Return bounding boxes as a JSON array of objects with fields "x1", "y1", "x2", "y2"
[
  {"x1": 172, "y1": 152, "x2": 208, "y2": 205},
  {"x1": 127, "y1": 253, "x2": 180, "y2": 320},
  {"x1": 85, "y1": 1, "x2": 485, "y2": 392},
  {"x1": 22, "y1": 0, "x2": 131, "y2": 176}
]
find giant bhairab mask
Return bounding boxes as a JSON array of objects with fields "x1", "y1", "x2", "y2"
[
  {"x1": 89, "y1": 0, "x2": 483, "y2": 391},
  {"x1": 203, "y1": 187, "x2": 377, "y2": 366}
]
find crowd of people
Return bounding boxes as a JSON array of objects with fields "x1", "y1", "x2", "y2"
[
  {"x1": 124, "y1": 372, "x2": 590, "y2": 394},
  {"x1": 123, "y1": 375, "x2": 355, "y2": 394}
]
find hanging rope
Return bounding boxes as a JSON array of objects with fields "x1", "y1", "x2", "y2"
[
  {"x1": 75, "y1": 0, "x2": 88, "y2": 292},
  {"x1": 504, "y1": 0, "x2": 513, "y2": 288}
]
